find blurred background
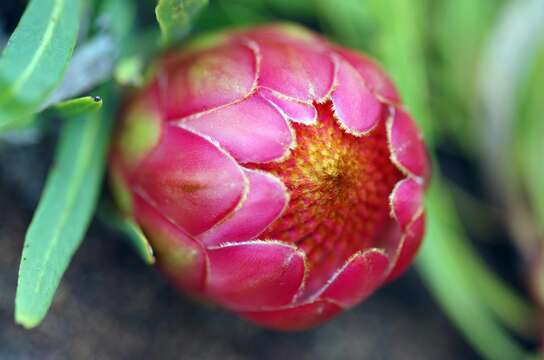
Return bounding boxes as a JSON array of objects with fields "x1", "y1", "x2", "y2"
[{"x1": 1, "y1": 0, "x2": 543, "y2": 359}]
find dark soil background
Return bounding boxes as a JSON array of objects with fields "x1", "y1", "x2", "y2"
[{"x1": 0, "y1": 139, "x2": 479, "y2": 360}]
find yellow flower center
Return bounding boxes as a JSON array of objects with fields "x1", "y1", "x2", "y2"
[{"x1": 252, "y1": 101, "x2": 402, "y2": 294}]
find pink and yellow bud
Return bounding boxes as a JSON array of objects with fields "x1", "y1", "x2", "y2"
[{"x1": 110, "y1": 24, "x2": 431, "y2": 330}]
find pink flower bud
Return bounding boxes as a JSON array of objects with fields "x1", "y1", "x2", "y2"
[{"x1": 110, "y1": 23, "x2": 431, "y2": 330}]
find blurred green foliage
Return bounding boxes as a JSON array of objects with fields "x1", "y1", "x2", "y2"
[
  {"x1": 515, "y1": 44, "x2": 544, "y2": 230},
  {"x1": 430, "y1": 0, "x2": 505, "y2": 150}
]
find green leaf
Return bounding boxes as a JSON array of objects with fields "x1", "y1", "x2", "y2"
[
  {"x1": 0, "y1": 0, "x2": 82, "y2": 131},
  {"x1": 51, "y1": 96, "x2": 103, "y2": 118},
  {"x1": 15, "y1": 95, "x2": 113, "y2": 329},
  {"x1": 426, "y1": 180, "x2": 537, "y2": 338},
  {"x1": 155, "y1": 0, "x2": 209, "y2": 46},
  {"x1": 97, "y1": 200, "x2": 155, "y2": 265},
  {"x1": 418, "y1": 177, "x2": 535, "y2": 360}
]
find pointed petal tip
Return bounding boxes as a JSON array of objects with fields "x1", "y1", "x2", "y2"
[
  {"x1": 180, "y1": 94, "x2": 294, "y2": 163},
  {"x1": 258, "y1": 87, "x2": 318, "y2": 125},
  {"x1": 156, "y1": 42, "x2": 257, "y2": 120},
  {"x1": 206, "y1": 241, "x2": 306, "y2": 310},
  {"x1": 252, "y1": 38, "x2": 335, "y2": 103},
  {"x1": 199, "y1": 169, "x2": 289, "y2": 246},
  {"x1": 319, "y1": 249, "x2": 390, "y2": 308},
  {"x1": 390, "y1": 178, "x2": 425, "y2": 230},
  {"x1": 387, "y1": 108, "x2": 431, "y2": 183},
  {"x1": 334, "y1": 47, "x2": 401, "y2": 104},
  {"x1": 331, "y1": 58, "x2": 383, "y2": 136},
  {"x1": 133, "y1": 125, "x2": 248, "y2": 235}
]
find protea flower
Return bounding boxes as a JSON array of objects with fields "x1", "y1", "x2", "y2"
[{"x1": 109, "y1": 23, "x2": 430, "y2": 330}]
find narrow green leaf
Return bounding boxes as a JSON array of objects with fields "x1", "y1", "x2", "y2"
[
  {"x1": 155, "y1": 0, "x2": 209, "y2": 46},
  {"x1": 0, "y1": 0, "x2": 82, "y2": 131},
  {"x1": 428, "y1": 180, "x2": 537, "y2": 338},
  {"x1": 97, "y1": 200, "x2": 155, "y2": 265},
  {"x1": 51, "y1": 96, "x2": 103, "y2": 118},
  {"x1": 15, "y1": 98, "x2": 113, "y2": 329},
  {"x1": 418, "y1": 177, "x2": 535, "y2": 360}
]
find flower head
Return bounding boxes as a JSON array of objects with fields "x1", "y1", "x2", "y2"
[{"x1": 110, "y1": 23, "x2": 431, "y2": 330}]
